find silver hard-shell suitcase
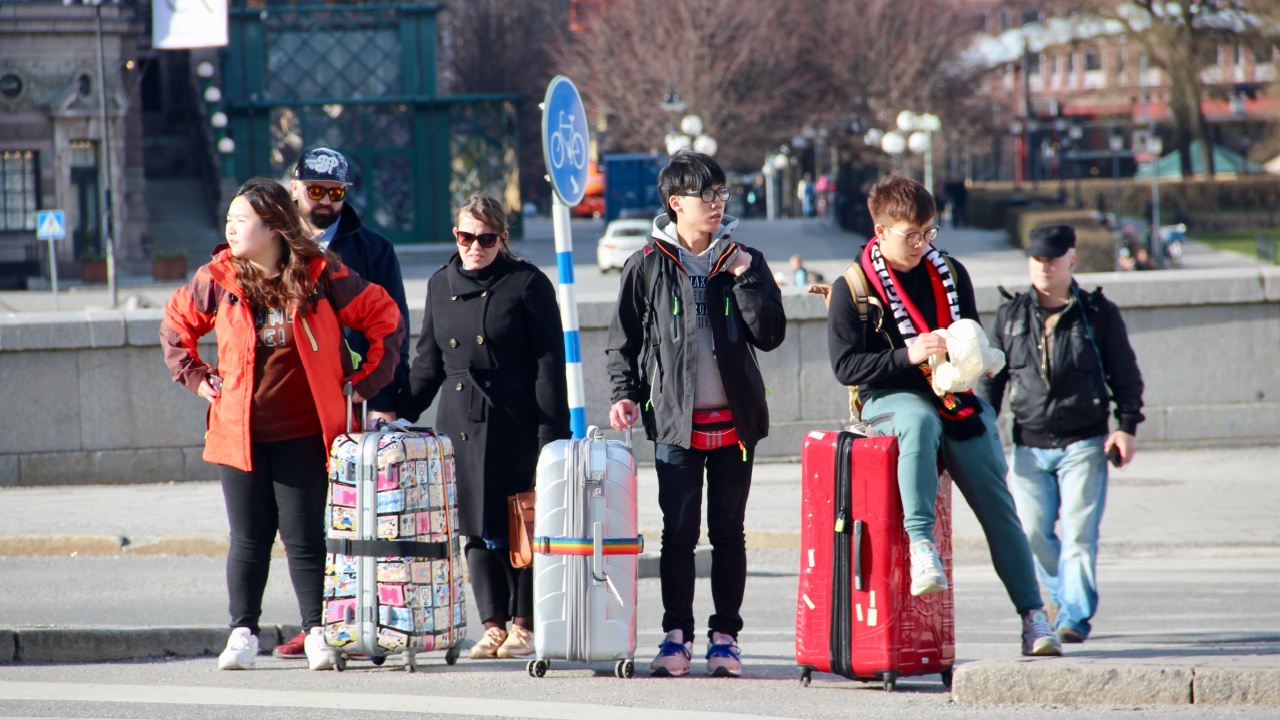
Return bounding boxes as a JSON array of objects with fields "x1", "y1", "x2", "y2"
[{"x1": 529, "y1": 426, "x2": 641, "y2": 678}]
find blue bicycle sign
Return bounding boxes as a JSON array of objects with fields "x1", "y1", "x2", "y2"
[{"x1": 542, "y1": 76, "x2": 590, "y2": 206}]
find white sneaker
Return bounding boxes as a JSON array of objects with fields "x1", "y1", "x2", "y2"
[
  {"x1": 909, "y1": 539, "x2": 948, "y2": 596},
  {"x1": 304, "y1": 626, "x2": 335, "y2": 670},
  {"x1": 649, "y1": 630, "x2": 693, "y2": 677},
  {"x1": 217, "y1": 627, "x2": 258, "y2": 670}
]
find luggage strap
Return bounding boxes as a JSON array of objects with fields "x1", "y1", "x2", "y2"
[
  {"x1": 533, "y1": 535, "x2": 644, "y2": 555},
  {"x1": 326, "y1": 538, "x2": 448, "y2": 559}
]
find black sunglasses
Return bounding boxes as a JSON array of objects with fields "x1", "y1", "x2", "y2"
[
  {"x1": 304, "y1": 185, "x2": 346, "y2": 203},
  {"x1": 455, "y1": 230, "x2": 501, "y2": 249}
]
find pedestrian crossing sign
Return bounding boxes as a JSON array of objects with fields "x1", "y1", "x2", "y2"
[{"x1": 37, "y1": 210, "x2": 66, "y2": 240}]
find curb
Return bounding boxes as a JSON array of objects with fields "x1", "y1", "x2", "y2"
[
  {"x1": 0, "y1": 625, "x2": 296, "y2": 665},
  {"x1": 952, "y1": 660, "x2": 1280, "y2": 706}
]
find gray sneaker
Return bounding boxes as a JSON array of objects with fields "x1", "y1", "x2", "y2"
[
  {"x1": 1021, "y1": 609, "x2": 1064, "y2": 656},
  {"x1": 650, "y1": 630, "x2": 693, "y2": 677}
]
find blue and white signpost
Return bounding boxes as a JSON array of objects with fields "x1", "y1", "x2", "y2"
[
  {"x1": 541, "y1": 75, "x2": 591, "y2": 438},
  {"x1": 36, "y1": 209, "x2": 65, "y2": 310}
]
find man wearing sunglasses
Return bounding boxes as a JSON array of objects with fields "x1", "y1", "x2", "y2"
[{"x1": 272, "y1": 148, "x2": 410, "y2": 660}]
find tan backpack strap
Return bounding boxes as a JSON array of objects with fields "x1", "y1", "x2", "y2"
[{"x1": 842, "y1": 263, "x2": 871, "y2": 322}]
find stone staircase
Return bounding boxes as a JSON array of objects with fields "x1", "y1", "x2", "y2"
[{"x1": 142, "y1": 178, "x2": 221, "y2": 266}]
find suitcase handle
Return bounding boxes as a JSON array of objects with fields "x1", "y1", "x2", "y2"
[
  {"x1": 591, "y1": 521, "x2": 606, "y2": 582},
  {"x1": 853, "y1": 519, "x2": 865, "y2": 592},
  {"x1": 344, "y1": 382, "x2": 369, "y2": 434}
]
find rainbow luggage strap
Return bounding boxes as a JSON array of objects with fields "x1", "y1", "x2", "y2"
[{"x1": 533, "y1": 536, "x2": 644, "y2": 555}]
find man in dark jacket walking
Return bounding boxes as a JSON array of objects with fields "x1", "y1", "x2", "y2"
[
  {"x1": 290, "y1": 148, "x2": 410, "y2": 426},
  {"x1": 606, "y1": 150, "x2": 786, "y2": 677},
  {"x1": 979, "y1": 224, "x2": 1145, "y2": 645}
]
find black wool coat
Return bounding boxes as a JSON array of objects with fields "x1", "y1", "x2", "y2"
[{"x1": 398, "y1": 253, "x2": 571, "y2": 538}]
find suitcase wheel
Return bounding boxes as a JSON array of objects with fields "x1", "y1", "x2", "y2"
[
  {"x1": 333, "y1": 655, "x2": 347, "y2": 672},
  {"x1": 614, "y1": 659, "x2": 634, "y2": 679},
  {"x1": 882, "y1": 671, "x2": 898, "y2": 692},
  {"x1": 799, "y1": 667, "x2": 812, "y2": 688},
  {"x1": 371, "y1": 655, "x2": 386, "y2": 667},
  {"x1": 445, "y1": 645, "x2": 461, "y2": 666},
  {"x1": 940, "y1": 668, "x2": 953, "y2": 689},
  {"x1": 527, "y1": 659, "x2": 549, "y2": 678}
]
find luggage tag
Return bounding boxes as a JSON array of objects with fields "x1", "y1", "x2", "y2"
[
  {"x1": 377, "y1": 627, "x2": 408, "y2": 651},
  {"x1": 401, "y1": 435, "x2": 429, "y2": 460},
  {"x1": 410, "y1": 560, "x2": 433, "y2": 586},
  {"x1": 325, "y1": 622, "x2": 354, "y2": 648},
  {"x1": 330, "y1": 484, "x2": 358, "y2": 508},
  {"x1": 377, "y1": 562, "x2": 409, "y2": 583},
  {"x1": 377, "y1": 489, "x2": 406, "y2": 513},
  {"x1": 400, "y1": 514, "x2": 417, "y2": 538},
  {"x1": 379, "y1": 605, "x2": 414, "y2": 631},
  {"x1": 331, "y1": 507, "x2": 357, "y2": 534},
  {"x1": 333, "y1": 574, "x2": 356, "y2": 597},
  {"x1": 325, "y1": 598, "x2": 356, "y2": 624},
  {"x1": 377, "y1": 465, "x2": 400, "y2": 491},
  {"x1": 377, "y1": 516, "x2": 399, "y2": 539}
]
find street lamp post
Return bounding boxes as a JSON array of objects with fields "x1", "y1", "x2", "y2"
[
  {"x1": 1148, "y1": 132, "x2": 1163, "y2": 266},
  {"x1": 1067, "y1": 123, "x2": 1084, "y2": 208},
  {"x1": 1009, "y1": 118, "x2": 1026, "y2": 189},
  {"x1": 1108, "y1": 126, "x2": 1124, "y2": 225}
]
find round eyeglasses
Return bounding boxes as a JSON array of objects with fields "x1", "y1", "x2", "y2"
[{"x1": 883, "y1": 225, "x2": 939, "y2": 247}]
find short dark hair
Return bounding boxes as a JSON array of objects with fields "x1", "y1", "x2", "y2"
[
  {"x1": 658, "y1": 149, "x2": 726, "y2": 220},
  {"x1": 867, "y1": 175, "x2": 935, "y2": 227}
]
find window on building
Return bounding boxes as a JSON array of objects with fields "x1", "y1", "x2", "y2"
[
  {"x1": 1021, "y1": 9, "x2": 1043, "y2": 25},
  {"x1": 1085, "y1": 50, "x2": 1103, "y2": 71},
  {"x1": 999, "y1": 10, "x2": 1010, "y2": 31},
  {"x1": 976, "y1": 12, "x2": 989, "y2": 33},
  {"x1": 1234, "y1": 43, "x2": 1243, "y2": 65},
  {"x1": 1067, "y1": 51, "x2": 1075, "y2": 73},
  {"x1": 1027, "y1": 53, "x2": 1041, "y2": 75},
  {"x1": 0, "y1": 151, "x2": 39, "y2": 232}
]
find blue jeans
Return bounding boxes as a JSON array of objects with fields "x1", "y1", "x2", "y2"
[
  {"x1": 1007, "y1": 437, "x2": 1109, "y2": 638},
  {"x1": 861, "y1": 388, "x2": 1043, "y2": 615}
]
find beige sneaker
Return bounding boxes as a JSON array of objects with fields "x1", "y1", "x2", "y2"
[
  {"x1": 496, "y1": 625, "x2": 535, "y2": 659},
  {"x1": 469, "y1": 626, "x2": 508, "y2": 659}
]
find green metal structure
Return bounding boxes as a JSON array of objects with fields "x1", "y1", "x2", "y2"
[{"x1": 222, "y1": 1, "x2": 520, "y2": 243}]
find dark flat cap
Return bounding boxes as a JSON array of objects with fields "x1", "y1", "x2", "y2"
[{"x1": 1026, "y1": 224, "x2": 1076, "y2": 258}]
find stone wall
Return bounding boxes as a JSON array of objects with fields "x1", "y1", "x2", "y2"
[{"x1": 1, "y1": 267, "x2": 1277, "y2": 485}]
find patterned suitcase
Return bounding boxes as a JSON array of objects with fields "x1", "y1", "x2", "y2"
[
  {"x1": 795, "y1": 429, "x2": 955, "y2": 691},
  {"x1": 320, "y1": 416, "x2": 466, "y2": 672},
  {"x1": 528, "y1": 426, "x2": 642, "y2": 678}
]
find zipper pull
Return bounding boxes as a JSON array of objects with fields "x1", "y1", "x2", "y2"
[
  {"x1": 834, "y1": 510, "x2": 848, "y2": 534},
  {"x1": 724, "y1": 296, "x2": 730, "y2": 316},
  {"x1": 673, "y1": 294, "x2": 681, "y2": 316},
  {"x1": 738, "y1": 440, "x2": 747, "y2": 462}
]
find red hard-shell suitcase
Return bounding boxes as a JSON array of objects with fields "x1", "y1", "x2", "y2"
[{"x1": 795, "y1": 430, "x2": 955, "y2": 690}]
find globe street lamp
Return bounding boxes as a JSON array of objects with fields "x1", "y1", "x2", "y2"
[{"x1": 896, "y1": 111, "x2": 940, "y2": 191}]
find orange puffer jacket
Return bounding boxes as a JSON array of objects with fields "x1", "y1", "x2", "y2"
[{"x1": 160, "y1": 248, "x2": 406, "y2": 472}]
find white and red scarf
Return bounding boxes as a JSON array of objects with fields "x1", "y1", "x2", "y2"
[{"x1": 861, "y1": 239, "x2": 985, "y2": 439}]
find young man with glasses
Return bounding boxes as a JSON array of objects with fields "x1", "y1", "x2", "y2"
[
  {"x1": 273, "y1": 147, "x2": 411, "y2": 661},
  {"x1": 606, "y1": 149, "x2": 786, "y2": 677},
  {"x1": 826, "y1": 175, "x2": 1063, "y2": 657}
]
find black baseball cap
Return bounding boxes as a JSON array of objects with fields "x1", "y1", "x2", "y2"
[
  {"x1": 1026, "y1": 224, "x2": 1076, "y2": 258},
  {"x1": 293, "y1": 148, "x2": 349, "y2": 184}
]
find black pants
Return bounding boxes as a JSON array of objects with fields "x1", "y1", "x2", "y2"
[
  {"x1": 655, "y1": 442, "x2": 754, "y2": 643},
  {"x1": 465, "y1": 537, "x2": 533, "y2": 623},
  {"x1": 218, "y1": 434, "x2": 328, "y2": 635}
]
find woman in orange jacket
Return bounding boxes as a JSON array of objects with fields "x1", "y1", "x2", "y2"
[{"x1": 161, "y1": 177, "x2": 405, "y2": 672}]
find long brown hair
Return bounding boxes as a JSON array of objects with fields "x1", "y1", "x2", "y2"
[{"x1": 230, "y1": 177, "x2": 339, "y2": 312}]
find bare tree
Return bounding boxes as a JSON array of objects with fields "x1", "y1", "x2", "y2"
[
  {"x1": 557, "y1": 0, "x2": 983, "y2": 172},
  {"x1": 555, "y1": 0, "x2": 824, "y2": 169},
  {"x1": 1078, "y1": 0, "x2": 1274, "y2": 178},
  {"x1": 440, "y1": 0, "x2": 561, "y2": 201}
]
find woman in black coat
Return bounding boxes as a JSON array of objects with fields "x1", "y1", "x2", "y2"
[{"x1": 399, "y1": 193, "x2": 570, "y2": 660}]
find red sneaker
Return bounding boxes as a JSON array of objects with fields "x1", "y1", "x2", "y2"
[{"x1": 272, "y1": 631, "x2": 307, "y2": 659}]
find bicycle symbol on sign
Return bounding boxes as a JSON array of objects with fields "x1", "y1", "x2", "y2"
[{"x1": 549, "y1": 111, "x2": 587, "y2": 172}]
